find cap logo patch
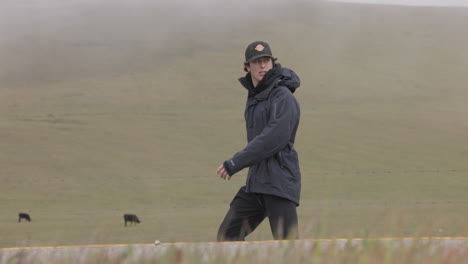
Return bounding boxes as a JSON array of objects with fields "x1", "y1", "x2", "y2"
[{"x1": 255, "y1": 44, "x2": 265, "y2": 52}]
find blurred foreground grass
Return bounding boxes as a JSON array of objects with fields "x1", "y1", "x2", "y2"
[{"x1": 2, "y1": 237, "x2": 468, "y2": 264}]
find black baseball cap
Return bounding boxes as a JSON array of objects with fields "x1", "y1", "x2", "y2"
[{"x1": 245, "y1": 41, "x2": 274, "y2": 62}]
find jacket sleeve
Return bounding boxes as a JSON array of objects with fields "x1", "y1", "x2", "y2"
[{"x1": 224, "y1": 88, "x2": 299, "y2": 176}]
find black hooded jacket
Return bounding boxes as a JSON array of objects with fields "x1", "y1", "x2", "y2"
[{"x1": 223, "y1": 64, "x2": 302, "y2": 205}]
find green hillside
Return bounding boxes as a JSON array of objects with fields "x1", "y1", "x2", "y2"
[{"x1": 1, "y1": 1, "x2": 467, "y2": 247}]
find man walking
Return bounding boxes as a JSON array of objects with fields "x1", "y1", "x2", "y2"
[{"x1": 216, "y1": 41, "x2": 302, "y2": 241}]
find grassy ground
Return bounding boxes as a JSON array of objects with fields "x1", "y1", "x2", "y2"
[{"x1": 1, "y1": 0, "x2": 468, "y2": 248}]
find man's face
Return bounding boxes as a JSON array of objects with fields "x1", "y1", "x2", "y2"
[{"x1": 246, "y1": 57, "x2": 273, "y2": 87}]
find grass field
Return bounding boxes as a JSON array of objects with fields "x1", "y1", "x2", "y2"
[{"x1": 1, "y1": 0, "x2": 468, "y2": 248}]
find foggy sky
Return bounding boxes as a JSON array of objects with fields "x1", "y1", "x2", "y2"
[
  {"x1": 1, "y1": 0, "x2": 467, "y2": 86},
  {"x1": 0, "y1": 0, "x2": 291, "y2": 85},
  {"x1": 328, "y1": 0, "x2": 468, "y2": 6}
]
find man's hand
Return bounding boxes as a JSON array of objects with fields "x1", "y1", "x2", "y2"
[{"x1": 217, "y1": 164, "x2": 231, "y2": 180}]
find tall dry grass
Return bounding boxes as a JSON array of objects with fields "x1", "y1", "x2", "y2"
[{"x1": 2, "y1": 238, "x2": 467, "y2": 264}]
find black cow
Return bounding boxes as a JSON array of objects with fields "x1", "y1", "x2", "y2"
[
  {"x1": 123, "y1": 214, "x2": 141, "y2": 227},
  {"x1": 18, "y1": 213, "x2": 31, "y2": 222}
]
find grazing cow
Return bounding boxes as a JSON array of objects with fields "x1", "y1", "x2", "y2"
[
  {"x1": 123, "y1": 214, "x2": 141, "y2": 227},
  {"x1": 18, "y1": 213, "x2": 31, "y2": 222}
]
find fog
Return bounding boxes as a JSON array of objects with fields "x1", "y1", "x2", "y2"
[
  {"x1": 328, "y1": 0, "x2": 468, "y2": 6},
  {"x1": 1, "y1": 0, "x2": 467, "y2": 86},
  {"x1": 0, "y1": 0, "x2": 291, "y2": 86}
]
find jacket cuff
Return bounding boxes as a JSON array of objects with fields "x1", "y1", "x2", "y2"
[{"x1": 223, "y1": 160, "x2": 236, "y2": 176}]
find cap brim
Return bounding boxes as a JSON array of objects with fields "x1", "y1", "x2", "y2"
[{"x1": 246, "y1": 54, "x2": 274, "y2": 63}]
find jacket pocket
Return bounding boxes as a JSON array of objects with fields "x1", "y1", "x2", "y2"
[{"x1": 276, "y1": 151, "x2": 284, "y2": 169}]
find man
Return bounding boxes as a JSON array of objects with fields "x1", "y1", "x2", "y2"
[{"x1": 216, "y1": 41, "x2": 301, "y2": 241}]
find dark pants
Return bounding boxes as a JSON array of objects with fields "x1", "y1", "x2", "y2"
[{"x1": 217, "y1": 186, "x2": 298, "y2": 241}]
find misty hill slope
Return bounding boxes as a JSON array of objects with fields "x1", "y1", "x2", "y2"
[{"x1": 1, "y1": 1, "x2": 467, "y2": 247}]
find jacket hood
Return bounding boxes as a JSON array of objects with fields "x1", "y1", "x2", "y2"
[
  {"x1": 278, "y1": 66, "x2": 301, "y2": 93},
  {"x1": 239, "y1": 64, "x2": 301, "y2": 96}
]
